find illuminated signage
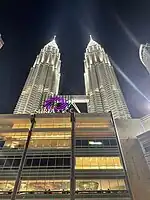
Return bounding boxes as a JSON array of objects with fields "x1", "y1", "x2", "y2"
[
  {"x1": 89, "y1": 141, "x2": 102, "y2": 145},
  {"x1": 43, "y1": 96, "x2": 72, "y2": 113}
]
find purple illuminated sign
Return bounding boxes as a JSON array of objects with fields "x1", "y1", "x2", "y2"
[{"x1": 43, "y1": 96, "x2": 71, "y2": 113}]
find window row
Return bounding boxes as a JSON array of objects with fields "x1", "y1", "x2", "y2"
[
  {"x1": 0, "y1": 157, "x2": 70, "y2": 167},
  {"x1": 1, "y1": 139, "x2": 71, "y2": 149},
  {"x1": 0, "y1": 139, "x2": 117, "y2": 149},
  {"x1": 76, "y1": 122, "x2": 110, "y2": 128},
  {"x1": 0, "y1": 156, "x2": 123, "y2": 170},
  {"x1": 12, "y1": 121, "x2": 111, "y2": 129},
  {"x1": 75, "y1": 157, "x2": 123, "y2": 169},
  {"x1": 12, "y1": 122, "x2": 71, "y2": 129},
  {"x1": 76, "y1": 139, "x2": 117, "y2": 147},
  {"x1": 0, "y1": 132, "x2": 71, "y2": 140},
  {"x1": 0, "y1": 179, "x2": 126, "y2": 192}
]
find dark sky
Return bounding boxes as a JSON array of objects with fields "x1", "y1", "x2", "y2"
[{"x1": 0, "y1": 0, "x2": 150, "y2": 117}]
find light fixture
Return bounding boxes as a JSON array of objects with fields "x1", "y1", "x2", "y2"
[{"x1": 89, "y1": 141, "x2": 102, "y2": 145}]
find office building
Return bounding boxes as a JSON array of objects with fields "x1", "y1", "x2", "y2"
[
  {"x1": 137, "y1": 130, "x2": 150, "y2": 171},
  {"x1": 139, "y1": 43, "x2": 150, "y2": 74},
  {"x1": 14, "y1": 36, "x2": 61, "y2": 114},
  {"x1": 115, "y1": 118, "x2": 150, "y2": 200},
  {"x1": 0, "y1": 112, "x2": 132, "y2": 199},
  {"x1": 84, "y1": 36, "x2": 131, "y2": 119},
  {"x1": 140, "y1": 114, "x2": 150, "y2": 132}
]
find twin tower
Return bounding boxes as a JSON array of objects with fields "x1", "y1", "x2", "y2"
[{"x1": 14, "y1": 36, "x2": 131, "y2": 119}]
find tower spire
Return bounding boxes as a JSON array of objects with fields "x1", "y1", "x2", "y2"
[
  {"x1": 90, "y1": 35, "x2": 93, "y2": 40},
  {"x1": 53, "y1": 35, "x2": 56, "y2": 40}
]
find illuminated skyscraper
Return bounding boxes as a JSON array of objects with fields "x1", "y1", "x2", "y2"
[
  {"x1": 14, "y1": 36, "x2": 61, "y2": 114},
  {"x1": 139, "y1": 43, "x2": 150, "y2": 74},
  {"x1": 84, "y1": 36, "x2": 131, "y2": 119}
]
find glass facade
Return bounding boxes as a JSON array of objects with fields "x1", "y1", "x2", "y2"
[
  {"x1": 0, "y1": 179, "x2": 126, "y2": 192},
  {"x1": 75, "y1": 157, "x2": 123, "y2": 169},
  {"x1": 137, "y1": 130, "x2": 150, "y2": 171},
  {"x1": 0, "y1": 113, "x2": 132, "y2": 199}
]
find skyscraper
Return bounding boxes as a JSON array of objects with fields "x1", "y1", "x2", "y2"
[
  {"x1": 139, "y1": 43, "x2": 150, "y2": 74},
  {"x1": 14, "y1": 36, "x2": 61, "y2": 114},
  {"x1": 84, "y1": 36, "x2": 131, "y2": 119}
]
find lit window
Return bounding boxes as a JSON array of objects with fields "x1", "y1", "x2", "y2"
[
  {"x1": 75, "y1": 157, "x2": 123, "y2": 169},
  {"x1": 0, "y1": 179, "x2": 126, "y2": 192},
  {"x1": 76, "y1": 179, "x2": 126, "y2": 191}
]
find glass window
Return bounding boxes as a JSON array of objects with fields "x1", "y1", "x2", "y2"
[
  {"x1": 109, "y1": 179, "x2": 118, "y2": 190},
  {"x1": 56, "y1": 158, "x2": 63, "y2": 166},
  {"x1": 48, "y1": 158, "x2": 55, "y2": 166},
  {"x1": 19, "y1": 180, "x2": 70, "y2": 192},
  {"x1": 75, "y1": 157, "x2": 123, "y2": 169},
  {"x1": 6, "y1": 181, "x2": 14, "y2": 191},
  {"x1": 12, "y1": 159, "x2": 21, "y2": 167},
  {"x1": 76, "y1": 157, "x2": 82, "y2": 169},
  {"x1": 3, "y1": 140, "x2": 25, "y2": 149},
  {"x1": 76, "y1": 180, "x2": 99, "y2": 191},
  {"x1": 28, "y1": 139, "x2": 70, "y2": 149},
  {"x1": 40, "y1": 159, "x2": 48, "y2": 166},
  {"x1": 32, "y1": 159, "x2": 40, "y2": 166},
  {"x1": 0, "y1": 181, "x2": 14, "y2": 192},
  {"x1": 90, "y1": 157, "x2": 98, "y2": 169},
  {"x1": 106, "y1": 157, "x2": 114, "y2": 169},
  {"x1": 76, "y1": 140, "x2": 81, "y2": 146},
  {"x1": 0, "y1": 140, "x2": 5, "y2": 148},
  {"x1": 101, "y1": 180, "x2": 109, "y2": 190},
  {"x1": 5, "y1": 159, "x2": 13, "y2": 167},
  {"x1": 118, "y1": 179, "x2": 126, "y2": 190},
  {"x1": 109, "y1": 139, "x2": 117, "y2": 146},
  {"x1": 76, "y1": 122, "x2": 110, "y2": 128},
  {"x1": 25, "y1": 159, "x2": 32, "y2": 167},
  {"x1": 0, "y1": 179, "x2": 126, "y2": 192},
  {"x1": 145, "y1": 146, "x2": 150, "y2": 152},
  {"x1": 64, "y1": 158, "x2": 70, "y2": 166},
  {"x1": 82, "y1": 157, "x2": 90, "y2": 169},
  {"x1": 82, "y1": 140, "x2": 88, "y2": 146},
  {"x1": 0, "y1": 159, "x2": 5, "y2": 166},
  {"x1": 103, "y1": 140, "x2": 109, "y2": 146}
]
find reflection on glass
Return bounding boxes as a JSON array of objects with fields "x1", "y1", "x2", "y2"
[
  {"x1": 76, "y1": 179, "x2": 126, "y2": 191},
  {"x1": 0, "y1": 179, "x2": 126, "y2": 192},
  {"x1": 76, "y1": 181, "x2": 99, "y2": 190}
]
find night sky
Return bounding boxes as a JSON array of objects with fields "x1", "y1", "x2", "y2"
[{"x1": 0, "y1": 0, "x2": 150, "y2": 117}]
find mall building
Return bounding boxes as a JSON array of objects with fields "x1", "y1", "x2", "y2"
[{"x1": 0, "y1": 112, "x2": 132, "y2": 199}]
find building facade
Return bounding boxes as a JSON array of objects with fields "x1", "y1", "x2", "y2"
[
  {"x1": 137, "y1": 130, "x2": 150, "y2": 171},
  {"x1": 140, "y1": 114, "x2": 150, "y2": 132},
  {"x1": 0, "y1": 113, "x2": 132, "y2": 199},
  {"x1": 139, "y1": 43, "x2": 150, "y2": 74},
  {"x1": 115, "y1": 118, "x2": 150, "y2": 200},
  {"x1": 14, "y1": 36, "x2": 61, "y2": 114},
  {"x1": 84, "y1": 36, "x2": 131, "y2": 119}
]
